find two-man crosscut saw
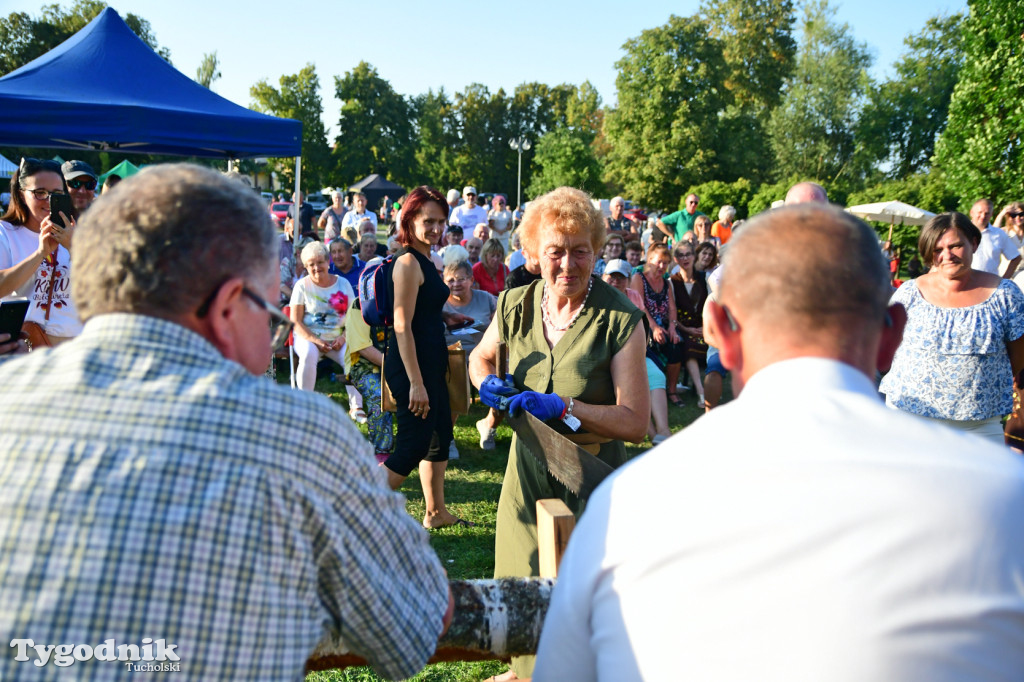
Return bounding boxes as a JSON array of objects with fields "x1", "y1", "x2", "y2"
[{"x1": 497, "y1": 342, "x2": 613, "y2": 500}]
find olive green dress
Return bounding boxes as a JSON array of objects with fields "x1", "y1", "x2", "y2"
[{"x1": 494, "y1": 277, "x2": 643, "y2": 676}]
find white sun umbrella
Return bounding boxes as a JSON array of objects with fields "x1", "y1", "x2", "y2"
[{"x1": 846, "y1": 201, "x2": 936, "y2": 242}]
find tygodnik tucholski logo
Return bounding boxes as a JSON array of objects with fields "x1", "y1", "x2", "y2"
[{"x1": 10, "y1": 638, "x2": 181, "y2": 671}]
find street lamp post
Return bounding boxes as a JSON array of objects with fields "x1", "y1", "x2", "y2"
[{"x1": 509, "y1": 136, "x2": 531, "y2": 219}]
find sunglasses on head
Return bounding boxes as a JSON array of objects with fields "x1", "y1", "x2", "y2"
[
  {"x1": 67, "y1": 178, "x2": 97, "y2": 191},
  {"x1": 19, "y1": 157, "x2": 62, "y2": 175}
]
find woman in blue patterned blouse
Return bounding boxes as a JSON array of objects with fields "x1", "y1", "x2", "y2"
[{"x1": 880, "y1": 212, "x2": 1024, "y2": 444}]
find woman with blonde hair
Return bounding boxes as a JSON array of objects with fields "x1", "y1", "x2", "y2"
[{"x1": 470, "y1": 186, "x2": 648, "y2": 680}]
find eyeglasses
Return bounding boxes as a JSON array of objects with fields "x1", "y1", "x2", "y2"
[
  {"x1": 67, "y1": 178, "x2": 97, "y2": 191},
  {"x1": 465, "y1": 193, "x2": 476, "y2": 197},
  {"x1": 21, "y1": 187, "x2": 66, "y2": 201},
  {"x1": 1009, "y1": 212, "x2": 1023, "y2": 219},
  {"x1": 675, "y1": 252, "x2": 694, "y2": 259},
  {"x1": 196, "y1": 283, "x2": 294, "y2": 351},
  {"x1": 445, "y1": 276, "x2": 472, "y2": 286},
  {"x1": 19, "y1": 157, "x2": 62, "y2": 175}
]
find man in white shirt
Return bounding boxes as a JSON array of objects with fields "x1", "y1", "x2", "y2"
[
  {"x1": 971, "y1": 198, "x2": 1020, "y2": 278},
  {"x1": 534, "y1": 204, "x2": 1024, "y2": 682},
  {"x1": 449, "y1": 186, "x2": 488, "y2": 232},
  {"x1": 340, "y1": 192, "x2": 377, "y2": 233}
]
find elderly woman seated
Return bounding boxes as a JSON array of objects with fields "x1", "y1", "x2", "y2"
[
  {"x1": 289, "y1": 241, "x2": 355, "y2": 399},
  {"x1": 443, "y1": 259, "x2": 502, "y2": 450}
]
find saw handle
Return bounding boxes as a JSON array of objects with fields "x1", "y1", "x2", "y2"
[{"x1": 497, "y1": 341, "x2": 508, "y2": 383}]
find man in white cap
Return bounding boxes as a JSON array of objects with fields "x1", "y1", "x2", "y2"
[{"x1": 449, "y1": 186, "x2": 488, "y2": 234}]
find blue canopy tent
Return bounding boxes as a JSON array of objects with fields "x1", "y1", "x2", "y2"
[
  {"x1": 0, "y1": 7, "x2": 301, "y2": 158},
  {"x1": 0, "y1": 8, "x2": 306, "y2": 383}
]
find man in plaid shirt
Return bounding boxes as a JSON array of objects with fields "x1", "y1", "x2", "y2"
[{"x1": 0, "y1": 164, "x2": 452, "y2": 680}]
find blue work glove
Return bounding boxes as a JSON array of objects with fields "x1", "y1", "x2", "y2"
[
  {"x1": 480, "y1": 374, "x2": 519, "y2": 411},
  {"x1": 507, "y1": 391, "x2": 566, "y2": 421}
]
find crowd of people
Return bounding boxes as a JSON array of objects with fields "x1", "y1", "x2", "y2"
[{"x1": 3, "y1": 161, "x2": 1024, "y2": 680}]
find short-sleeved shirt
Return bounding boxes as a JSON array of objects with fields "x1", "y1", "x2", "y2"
[
  {"x1": 974, "y1": 225, "x2": 1021, "y2": 275},
  {"x1": 287, "y1": 202, "x2": 315, "y2": 233},
  {"x1": 321, "y1": 206, "x2": 347, "y2": 241},
  {"x1": 660, "y1": 209, "x2": 705, "y2": 242},
  {"x1": 289, "y1": 275, "x2": 354, "y2": 342},
  {"x1": 711, "y1": 220, "x2": 733, "y2": 245},
  {"x1": 879, "y1": 278, "x2": 1024, "y2": 420},
  {"x1": 449, "y1": 204, "x2": 489, "y2": 231},
  {"x1": 0, "y1": 314, "x2": 448, "y2": 680},
  {"x1": 330, "y1": 256, "x2": 365, "y2": 290},
  {"x1": 443, "y1": 289, "x2": 497, "y2": 355},
  {"x1": 342, "y1": 210, "x2": 378, "y2": 232}
]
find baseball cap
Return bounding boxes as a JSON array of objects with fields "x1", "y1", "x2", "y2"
[
  {"x1": 463, "y1": 186, "x2": 477, "y2": 196},
  {"x1": 446, "y1": 189, "x2": 460, "y2": 203},
  {"x1": 604, "y1": 258, "x2": 632, "y2": 279},
  {"x1": 61, "y1": 160, "x2": 97, "y2": 180}
]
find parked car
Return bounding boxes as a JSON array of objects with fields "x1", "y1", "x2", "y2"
[{"x1": 269, "y1": 201, "x2": 292, "y2": 228}]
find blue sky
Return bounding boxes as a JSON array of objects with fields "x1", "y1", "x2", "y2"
[{"x1": 7, "y1": 0, "x2": 967, "y2": 137}]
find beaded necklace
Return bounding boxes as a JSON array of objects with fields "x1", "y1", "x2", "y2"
[{"x1": 542, "y1": 276, "x2": 593, "y2": 332}]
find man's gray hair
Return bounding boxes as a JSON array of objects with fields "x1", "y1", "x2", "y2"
[
  {"x1": 73, "y1": 163, "x2": 277, "y2": 321},
  {"x1": 719, "y1": 205, "x2": 736, "y2": 222}
]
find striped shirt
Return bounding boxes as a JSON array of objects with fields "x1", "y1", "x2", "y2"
[{"x1": 0, "y1": 314, "x2": 448, "y2": 680}]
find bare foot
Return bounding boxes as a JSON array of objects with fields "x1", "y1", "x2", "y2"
[{"x1": 422, "y1": 511, "x2": 476, "y2": 529}]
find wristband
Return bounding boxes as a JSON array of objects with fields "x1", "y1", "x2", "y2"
[{"x1": 561, "y1": 396, "x2": 581, "y2": 432}]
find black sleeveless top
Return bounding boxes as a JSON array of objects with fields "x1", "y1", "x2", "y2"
[{"x1": 384, "y1": 247, "x2": 450, "y2": 389}]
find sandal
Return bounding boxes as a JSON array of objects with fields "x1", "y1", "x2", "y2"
[{"x1": 667, "y1": 393, "x2": 684, "y2": 407}]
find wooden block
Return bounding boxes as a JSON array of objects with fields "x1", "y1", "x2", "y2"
[{"x1": 536, "y1": 498, "x2": 575, "y2": 578}]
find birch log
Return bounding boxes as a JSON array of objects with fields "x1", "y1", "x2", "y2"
[{"x1": 305, "y1": 577, "x2": 555, "y2": 673}]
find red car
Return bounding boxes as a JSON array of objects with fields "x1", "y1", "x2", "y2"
[{"x1": 269, "y1": 201, "x2": 292, "y2": 228}]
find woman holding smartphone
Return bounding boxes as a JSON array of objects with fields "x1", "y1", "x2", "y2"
[{"x1": 0, "y1": 158, "x2": 80, "y2": 346}]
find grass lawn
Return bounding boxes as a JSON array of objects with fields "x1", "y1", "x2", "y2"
[{"x1": 282, "y1": 362, "x2": 725, "y2": 681}]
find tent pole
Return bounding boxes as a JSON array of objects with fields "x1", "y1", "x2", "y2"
[{"x1": 290, "y1": 156, "x2": 302, "y2": 389}]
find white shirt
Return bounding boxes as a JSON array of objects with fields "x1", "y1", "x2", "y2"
[
  {"x1": 0, "y1": 220, "x2": 82, "y2": 337},
  {"x1": 341, "y1": 210, "x2": 378, "y2": 232},
  {"x1": 973, "y1": 225, "x2": 1020, "y2": 275},
  {"x1": 534, "y1": 358, "x2": 1024, "y2": 682},
  {"x1": 449, "y1": 204, "x2": 488, "y2": 231}
]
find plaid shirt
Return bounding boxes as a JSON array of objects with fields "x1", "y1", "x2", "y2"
[{"x1": 0, "y1": 314, "x2": 448, "y2": 680}]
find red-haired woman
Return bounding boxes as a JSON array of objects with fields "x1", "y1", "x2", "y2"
[{"x1": 383, "y1": 185, "x2": 474, "y2": 528}]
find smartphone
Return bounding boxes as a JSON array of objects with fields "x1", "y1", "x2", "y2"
[
  {"x1": 448, "y1": 318, "x2": 475, "y2": 331},
  {"x1": 0, "y1": 298, "x2": 30, "y2": 339},
  {"x1": 49, "y1": 192, "x2": 74, "y2": 226}
]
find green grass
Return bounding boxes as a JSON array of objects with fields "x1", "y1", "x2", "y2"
[{"x1": 280, "y1": 363, "x2": 727, "y2": 681}]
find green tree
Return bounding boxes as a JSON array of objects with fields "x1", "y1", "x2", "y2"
[
  {"x1": 411, "y1": 87, "x2": 460, "y2": 191},
  {"x1": 250, "y1": 63, "x2": 330, "y2": 190},
  {"x1": 859, "y1": 14, "x2": 963, "y2": 178},
  {"x1": 766, "y1": 0, "x2": 872, "y2": 189},
  {"x1": 683, "y1": 178, "x2": 755, "y2": 221},
  {"x1": 332, "y1": 61, "x2": 414, "y2": 188},
  {"x1": 604, "y1": 14, "x2": 730, "y2": 210},
  {"x1": 0, "y1": 0, "x2": 170, "y2": 75},
  {"x1": 934, "y1": 0, "x2": 1024, "y2": 208},
  {"x1": 701, "y1": 0, "x2": 798, "y2": 181},
  {"x1": 526, "y1": 126, "x2": 603, "y2": 198},
  {"x1": 195, "y1": 51, "x2": 221, "y2": 89}
]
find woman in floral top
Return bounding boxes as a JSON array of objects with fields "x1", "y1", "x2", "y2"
[
  {"x1": 880, "y1": 212, "x2": 1024, "y2": 445},
  {"x1": 289, "y1": 241, "x2": 354, "y2": 392}
]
